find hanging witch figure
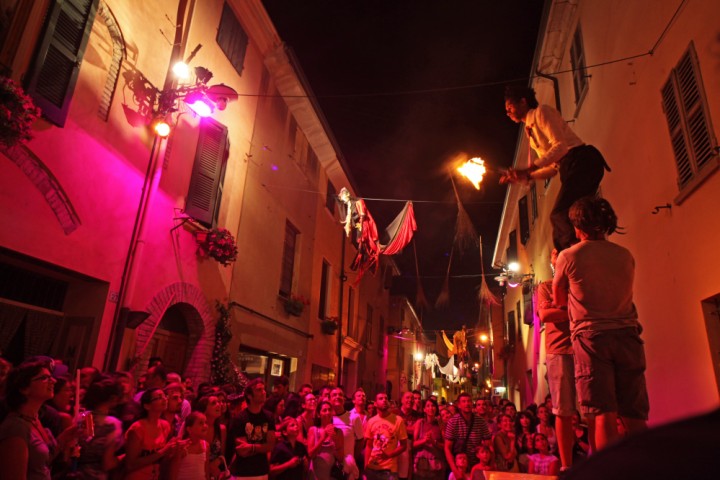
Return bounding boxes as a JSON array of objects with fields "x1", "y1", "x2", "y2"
[{"x1": 336, "y1": 187, "x2": 417, "y2": 285}]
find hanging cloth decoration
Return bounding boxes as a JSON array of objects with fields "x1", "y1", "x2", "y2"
[
  {"x1": 435, "y1": 244, "x2": 454, "y2": 308},
  {"x1": 337, "y1": 188, "x2": 417, "y2": 285},
  {"x1": 477, "y1": 237, "x2": 501, "y2": 306},
  {"x1": 451, "y1": 175, "x2": 478, "y2": 253}
]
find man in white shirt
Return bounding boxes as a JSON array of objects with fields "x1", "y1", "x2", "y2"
[
  {"x1": 332, "y1": 387, "x2": 363, "y2": 479},
  {"x1": 501, "y1": 86, "x2": 610, "y2": 251}
]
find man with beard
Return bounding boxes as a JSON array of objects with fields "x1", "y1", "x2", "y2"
[{"x1": 365, "y1": 392, "x2": 408, "y2": 480}]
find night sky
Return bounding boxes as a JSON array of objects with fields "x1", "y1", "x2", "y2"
[{"x1": 262, "y1": 0, "x2": 544, "y2": 332}]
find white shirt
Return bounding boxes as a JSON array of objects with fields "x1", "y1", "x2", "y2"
[
  {"x1": 524, "y1": 105, "x2": 584, "y2": 167},
  {"x1": 333, "y1": 410, "x2": 364, "y2": 458}
]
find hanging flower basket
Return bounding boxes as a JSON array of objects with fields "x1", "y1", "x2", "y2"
[
  {"x1": 284, "y1": 294, "x2": 309, "y2": 316},
  {"x1": 0, "y1": 77, "x2": 41, "y2": 147},
  {"x1": 321, "y1": 318, "x2": 339, "y2": 335},
  {"x1": 195, "y1": 228, "x2": 238, "y2": 266}
]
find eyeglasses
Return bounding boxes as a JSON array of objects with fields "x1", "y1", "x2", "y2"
[
  {"x1": 31, "y1": 374, "x2": 54, "y2": 383},
  {"x1": 150, "y1": 394, "x2": 167, "y2": 402}
]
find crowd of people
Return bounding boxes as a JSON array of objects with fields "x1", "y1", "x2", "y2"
[{"x1": 0, "y1": 351, "x2": 603, "y2": 480}]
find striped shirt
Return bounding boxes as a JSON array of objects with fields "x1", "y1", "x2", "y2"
[{"x1": 444, "y1": 413, "x2": 491, "y2": 466}]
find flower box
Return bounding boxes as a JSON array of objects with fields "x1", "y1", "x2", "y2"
[
  {"x1": 195, "y1": 228, "x2": 238, "y2": 266},
  {"x1": 283, "y1": 294, "x2": 309, "y2": 317},
  {"x1": 0, "y1": 77, "x2": 40, "y2": 147}
]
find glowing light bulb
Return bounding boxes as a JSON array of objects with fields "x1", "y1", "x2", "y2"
[
  {"x1": 414, "y1": 352, "x2": 424, "y2": 361},
  {"x1": 153, "y1": 120, "x2": 171, "y2": 137},
  {"x1": 172, "y1": 61, "x2": 191, "y2": 79},
  {"x1": 507, "y1": 261, "x2": 520, "y2": 273}
]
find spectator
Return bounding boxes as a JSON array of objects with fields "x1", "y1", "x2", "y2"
[
  {"x1": 227, "y1": 378, "x2": 276, "y2": 479},
  {"x1": 492, "y1": 413, "x2": 518, "y2": 472},
  {"x1": 444, "y1": 392, "x2": 491, "y2": 473},
  {"x1": 124, "y1": 388, "x2": 183, "y2": 480},
  {"x1": 308, "y1": 400, "x2": 344, "y2": 480},
  {"x1": 469, "y1": 445, "x2": 495, "y2": 480},
  {"x1": 272, "y1": 376, "x2": 290, "y2": 401},
  {"x1": 412, "y1": 390, "x2": 422, "y2": 413},
  {"x1": 364, "y1": 392, "x2": 408, "y2": 480},
  {"x1": 133, "y1": 366, "x2": 167, "y2": 403},
  {"x1": 171, "y1": 411, "x2": 210, "y2": 480},
  {"x1": 527, "y1": 433, "x2": 560, "y2": 476},
  {"x1": 396, "y1": 391, "x2": 420, "y2": 480},
  {"x1": 77, "y1": 376, "x2": 124, "y2": 479},
  {"x1": 412, "y1": 398, "x2": 445, "y2": 480},
  {"x1": 296, "y1": 392, "x2": 317, "y2": 445},
  {"x1": 331, "y1": 387, "x2": 362, "y2": 480},
  {"x1": 270, "y1": 417, "x2": 308, "y2": 480},
  {"x1": 162, "y1": 382, "x2": 184, "y2": 438},
  {"x1": 0, "y1": 360, "x2": 78, "y2": 480},
  {"x1": 535, "y1": 405, "x2": 557, "y2": 456},
  {"x1": 515, "y1": 410, "x2": 537, "y2": 472},
  {"x1": 298, "y1": 384, "x2": 314, "y2": 398},
  {"x1": 571, "y1": 411, "x2": 591, "y2": 464},
  {"x1": 195, "y1": 394, "x2": 227, "y2": 479},
  {"x1": 448, "y1": 452, "x2": 468, "y2": 480}
]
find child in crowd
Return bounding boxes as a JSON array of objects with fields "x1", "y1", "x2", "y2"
[
  {"x1": 528, "y1": 433, "x2": 560, "y2": 476},
  {"x1": 469, "y1": 445, "x2": 495, "y2": 480},
  {"x1": 448, "y1": 452, "x2": 469, "y2": 480},
  {"x1": 171, "y1": 411, "x2": 209, "y2": 480}
]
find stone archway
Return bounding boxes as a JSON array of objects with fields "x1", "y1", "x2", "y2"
[{"x1": 135, "y1": 283, "x2": 216, "y2": 383}]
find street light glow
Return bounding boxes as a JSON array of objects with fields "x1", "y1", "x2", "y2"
[
  {"x1": 479, "y1": 333, "x2": 489, "y2": 343},
  {"x1": 414, "y1": 352, "x2": 424, "y2": 361}
]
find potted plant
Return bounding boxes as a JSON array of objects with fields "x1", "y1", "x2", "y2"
[
  {"x1": 0, "y1": 76, "x2": 41, "y2": 147},
  {"x1": 321, "y1": 317, "x2": 339, "y2": 335},
  {"x1": 195, "y1": 228, "x2": 238, "y2": 266},
  {"x1": 283, "y1": 294, "x2": 309, "y2": 316}
]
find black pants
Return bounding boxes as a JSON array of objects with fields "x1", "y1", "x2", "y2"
[{"x1": 550, "y1": 145, "x2": 608, "y2": 251}]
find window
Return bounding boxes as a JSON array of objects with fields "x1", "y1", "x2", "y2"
[
  {"x1": 570, "y1": 24, "x2": 589, "y2": 107},
  {"x1": 530, "y1": 183, "x2": 538, "y2": 222},
  {"x1": 319, "y1": 260, "x2": 331, "y2": 320},
  {"x1": 186, "y1": 119, "x2": 229, "y2": 227},
  {"x1": 347, "y1": 287, "x2": 355, "y2": 338},
  {"x1": 279, "y1": 221, "x2": 299, "y2": 297},
  {"x1": 25, "y1": 0, "x2": 99, "y2": 126},
  {"x1": 506, "y1": 311, "x2": 516, "y2": 347},
  {"x1": 518, "y1": 196, "x2": 530, "y2": 245},
  {"x1": 506, "y1": 230, "x2": 518, "y2": 264},
  {"x1": 661, "y1": 42, "x2": 718, "y2": 198},
  {"x1": 216, "y1": 2, "x2": 248, "y2": 76},
  {"x1": 326, "y1": 181, "x2": 337, "y2": 215},
  {"x1": 365, "y1": 304, "x2": 373, "y2": 347},
  {"x1": 310, "y1": 364, "x2": 335, "y2": 389}
]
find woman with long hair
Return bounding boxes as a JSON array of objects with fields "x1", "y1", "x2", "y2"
[
  {"x1": 296, "y1": 392, "x2": 317, "y2": 445},
  {"x1": 412, "y1": 398, "x2": 445, "y2": 480},
  {"x1": 515, "y1": 410, "x2": 537, "y2": 472},
  {"x1": 194, "y1": 394, "x2": 227, "y2": 480},
  {"x1": 0, "y1": 360, "x2": 78, "y2": 480},
  {"x1": 527, "y1": 433, "x2": 560, "y2": 475},
  {"x1": 307, "y1": 401, "x2": 343, "y2": 480},
  {"x1": 124, "y1": 388, "x2": 184, "y2": 480},
  {"x1": 535, "y1": 405, "x2": 557, "y2": 456},
  {"x1": 171, "y1": 411, "x2": 210, "y2": 480}
]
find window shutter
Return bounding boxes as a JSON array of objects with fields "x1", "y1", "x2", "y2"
[
  {"x1": 661, "y1": 79, "x2": 693, "y2": 186},
  {"x1": 186, "y1": 120, "x2": 229, "y2": 227},
  {"x1": 25, "y1": 0, "x2": 99, "y2": 127},
  {"x1": 661, "y1": 43, "x2": 718, "y2": 190},
  {"x1": 216, "y1": 2, "x2": 249, "y2": 76},
  {"x1": 518, "y1": 196, "x2": 530, "y2": 245}
]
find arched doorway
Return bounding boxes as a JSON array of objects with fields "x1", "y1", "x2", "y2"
[{"x1": 145, "y1": 303, "x2": 196, "y2": 376}]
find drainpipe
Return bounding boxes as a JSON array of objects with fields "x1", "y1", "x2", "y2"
[
  {"x1": 535, "y1": 70, "x2": 561, "y2": 113},
  {"x1": 104, "y1": 0, "x2": 195, "y2": 370},
  {"x1": 337, "y1": 231, "x2": 346, "y2": 386}
]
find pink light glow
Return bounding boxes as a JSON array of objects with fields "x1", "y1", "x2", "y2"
[{"x1": 187, "y1": 99, "x2": 213, "y2": 117}]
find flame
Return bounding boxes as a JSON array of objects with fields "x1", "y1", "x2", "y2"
[{"x1": 457, "y1": 157, "x2": 487, "y2": 189}]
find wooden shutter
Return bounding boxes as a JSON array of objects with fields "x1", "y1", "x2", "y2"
[
  {"x1": 25, "y1": 0, "x2": 99, "y2": 127},
  {"x1": 216, "y1": 2, "x2": 248, "y2": 76},
  {"x1": 186, "y1": 120, "x2": 229, "y2": 227},
  {"x1": 518, "y1": 196, "x2": 530, "y2": 245}
]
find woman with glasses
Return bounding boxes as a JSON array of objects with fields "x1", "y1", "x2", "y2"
[
  {"x1": 296, "y1": 392, "x2": 317, "y2": 445},
  {"x1": 124, "y1": 388, "x2": 184, "y2": 480},
  {"x1": 0, "y1": 360, "x2": 78, "y2": 479}
]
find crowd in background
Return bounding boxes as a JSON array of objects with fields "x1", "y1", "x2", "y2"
[{"x1": 0, "y1": 353, "x2": 608, "y2": 480}]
